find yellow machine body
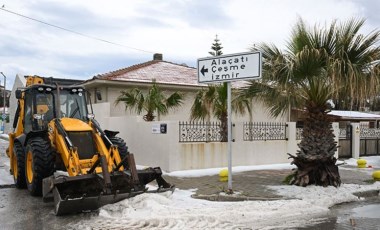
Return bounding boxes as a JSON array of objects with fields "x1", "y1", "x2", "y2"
[{"x1": 7, "y1": 76, "x2": 173, "y2": 215}]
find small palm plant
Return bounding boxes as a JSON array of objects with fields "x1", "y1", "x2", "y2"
[
  {"x1": 190, "y1": 82, "x2": 252, "y2": 142},
  {"x1": 116, "y1": 81, "x2": 184, "y2": 121}
]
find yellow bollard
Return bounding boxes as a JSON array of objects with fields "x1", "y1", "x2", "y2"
[
  {"x1": 219, "y1": 168, "x2": 228, "y2": 182},
  {"x1": 357, "y1": 159, "x2": 367, "y2": 168},
  {"x1": 372, "y1": 171, "x2": 380, "y2": 181}
]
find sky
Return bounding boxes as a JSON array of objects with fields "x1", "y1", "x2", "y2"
[{"x1": 0, "y1": 0, "x2": 379, "y2": 90}]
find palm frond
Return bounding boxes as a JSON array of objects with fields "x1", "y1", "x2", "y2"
[
  {"x1": 190, "y1": 89, "x2": 209, "y2": 121},
  {"x1": 115, "y1": 81, "x2": 183, "y2": 121}
]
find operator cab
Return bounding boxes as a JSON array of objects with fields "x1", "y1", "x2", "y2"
[
  {"x1": 18, "y1": 85, "x2": 89, "y2": 133},
  {"x1": 59, "y1": 87, "x2": 88, "y2": 120}
]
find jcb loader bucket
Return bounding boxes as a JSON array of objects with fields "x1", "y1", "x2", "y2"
[{"x1": 43, "y1": 167, "x2": 174, "y2": 215}]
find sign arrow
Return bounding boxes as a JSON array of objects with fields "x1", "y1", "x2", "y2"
[{"x1": 200, "y1": 65, "x2": 208, "y2": 76}]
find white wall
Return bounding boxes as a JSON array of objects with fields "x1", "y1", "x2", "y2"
[
  {"x1": 7, "y1": 74, "x2": 26, "y2": 133},
  {"x1": 92, "y1": 103, "x2": 304, "y2": 172},
  {"x1": 99, "y1": 86, "x2": 288, "y2": 123}
]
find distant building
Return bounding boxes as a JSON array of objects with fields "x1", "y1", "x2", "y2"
[{"x1": 0, "y1": 85, "x2": 11, "y2": 109}]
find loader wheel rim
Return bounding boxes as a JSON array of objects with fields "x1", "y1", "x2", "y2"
[{"x1": 26, "y1": 151, "x2": 34, "y2": 184}]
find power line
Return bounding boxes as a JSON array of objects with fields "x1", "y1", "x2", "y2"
[{"x1": 0, "y1": 6, "x2": 157, "y2": 54}]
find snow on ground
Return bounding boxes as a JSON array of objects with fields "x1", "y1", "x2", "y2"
[
  {"x1": 343, "y1": 156, "x2": 380, "y2": 168},
  {"x1": 69, "y1": 182, "x2": 380, "y2": 230},
  {"x1": 69, "y1": 158, "x2": 380, "y2": 230},
  {"x1": 271, "y1": 183, "x2": 380, "y2": 208},
  {"x1": 165, "y1": 163, "x2": 294, "y2": 178},
  {"x1": 340, "y1": 156, "x2": 380, "y2": 176},
  {"x1": 0, "y1": 138, "x2": 12, "y2": 185},
  {"x1": 0, "y1": 164, "x2": 13, "y2": 185},
  {"x1": 70, "y1": 188, "x2": 330, "y2": 230}
]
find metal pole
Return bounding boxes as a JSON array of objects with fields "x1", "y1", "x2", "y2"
[
  {"x1": 0, "y1": 72, "x2": 5, "y2": 133},
  {"x1": 227, "y1": 82, "x2": 232, "y2": 191}
]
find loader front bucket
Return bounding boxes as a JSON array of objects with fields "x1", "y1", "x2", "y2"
[
  {"x1": 52, "y1": 186, "x2": 136, "y2": 215},
  {"x1": 43, "y1": 167, "x2": 174, "y2": 215}
]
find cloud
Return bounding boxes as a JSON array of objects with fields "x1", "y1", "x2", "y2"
[
  {"x1": 0, "y1": 0, "x2": 379, "y2": 91},
  {"x1": 350, "y1": 0, "x2": 380, "y2": 31}
]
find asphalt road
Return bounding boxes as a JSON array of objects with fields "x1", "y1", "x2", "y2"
[
  {"x1": 0, "y1": 138, "x2": 94, "y2": 229},
  {"x1": 0, "y1": 188, "x2": 95, "y2": 230}
]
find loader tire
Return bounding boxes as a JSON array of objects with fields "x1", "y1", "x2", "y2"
[
  {"x1": 109, "y1": 136, "x2": 129, "y2": 168},
  {"x1": 25, "y1": 137, "x2": 55, "y2": 196},
  {"x1": 12, "y1": 141, "x2": 26, "y2": 189}
]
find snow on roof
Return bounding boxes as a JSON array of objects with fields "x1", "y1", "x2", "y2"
[
  {"x1": 95, "y1": 60, "x2": 202, "y2": 87},
  {"x1": 92, "y1": 59, "x2": 248, "y2": 88},
  {"x1": 328, "y1": 110, "x2": 380, "y2": 120}
]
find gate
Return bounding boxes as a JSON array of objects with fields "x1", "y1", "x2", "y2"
[
  {"x1": 338, "y1": 125, "x2": 352, "y2": 158},
  {"x1": 360, "y1": 124, "x2": 380, "y2": 156}
]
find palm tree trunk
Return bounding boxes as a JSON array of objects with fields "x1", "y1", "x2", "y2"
[
  {"x1": 143, "y1": 112, "x2": 155, "y2": 121},
  {"x1": 289, "y1": 106, "x2": 341, "y2": 187},
  {"x1": 220, "y1": 113, "x2": 228, "y2": 142}
]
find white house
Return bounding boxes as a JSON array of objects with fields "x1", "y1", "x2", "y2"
[{"x1": 80, "y1": 54, "x2": 293, "y2": 171}]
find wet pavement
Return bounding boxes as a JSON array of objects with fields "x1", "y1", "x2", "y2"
[
  {"x1": 165, "y1": 166, "x2": 377, "y2": 198},
  {"x1": 0, "y1": 187, "x2": 96, "y2": 229},
  {"x1": 300, "y1": 197, "x2": 380, "y2": 230},
  {"x1": 165, "y1": 169, "x2": 290, "y2": 199},
  {"x1": 330, "y1": 198, "x2": 380, "y2": 229}
]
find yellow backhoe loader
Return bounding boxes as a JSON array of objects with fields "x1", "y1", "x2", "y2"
[{"x1": 7, "y1": 76, "x2": 174, "y2": 215}]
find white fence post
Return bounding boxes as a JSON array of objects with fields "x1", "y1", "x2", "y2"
[
  {"x1": 286, "y1": 122, "x2": 297, "y2": 155},
  {"x1": 351, "y1": 123, "x2": 360, "y2": 159},
  {"x1": 332, "y1": 122, "x2": 340, "y2": 158}
]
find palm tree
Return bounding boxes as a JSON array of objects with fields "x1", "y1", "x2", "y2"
[
  {"x1": 191, "y1": 83, "x2": 251, "y2": 142},
  {"x1": 330, "y1": 19, "x2": 380, "y2": 110},
  {"x1": 116, "y1": 81, "x2": 184, "y2": 121},
  {"x1": 244, "y1": 18, "x2": 380, "y2": 187}
]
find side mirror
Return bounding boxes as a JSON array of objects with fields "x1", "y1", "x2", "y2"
[
  {"x1": 87, "y1": 114, "x2": 95, "y2": 119},
  {"x1": 15, "y1": 89, "x2": 22, "y2": 99}
]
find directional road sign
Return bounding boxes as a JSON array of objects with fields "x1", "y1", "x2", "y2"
[
  {"x1": 197, "y1": 51, "x2": 262, "y2": 192},
  {"x1": 197, "y1": 51, "x2": 262, "y2": 83}
]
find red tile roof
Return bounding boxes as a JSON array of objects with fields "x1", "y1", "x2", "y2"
[{"x1": 95, "y1": 60, "x2": 202, "y2": 87}]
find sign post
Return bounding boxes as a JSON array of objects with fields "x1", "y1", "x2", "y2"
[
  {"x1": 227, "y1": 82, "x2": 232, "y2": 189},
  {"x1": 197, "y1": 51, "x2": 262, "y2": 191}
]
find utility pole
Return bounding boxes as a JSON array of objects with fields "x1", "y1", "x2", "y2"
[{"x1": 0, "y1": 72, "x2": 6, "y2": 133}]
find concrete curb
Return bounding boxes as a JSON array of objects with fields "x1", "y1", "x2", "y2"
[
  {"x1": 192, "y1": 189, "x2": 380, "y2": 203},
  {"x1": 191, "y1": 194, "x2": 289, "y2": 202},
  {"x1": 353, "y1": 189, "x2": 380, "y2": 198},
  {"x1": 0, "y1": 184, "x2": 15, "y2": 189}
]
